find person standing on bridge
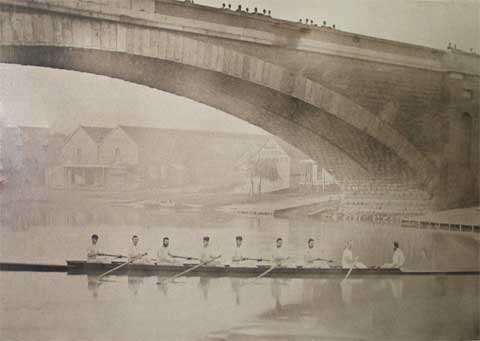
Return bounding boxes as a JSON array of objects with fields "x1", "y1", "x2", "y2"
[
  {"x1": 342, "y1": 240, "x2": 367, "y2": 269},
  {"x1": 382, "y1": 242, "x2": 406, "y2": 269}
]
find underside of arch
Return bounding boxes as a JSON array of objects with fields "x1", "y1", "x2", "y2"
[{"x1": 0, "y1": 45, "x2": 426, "y2": 187}]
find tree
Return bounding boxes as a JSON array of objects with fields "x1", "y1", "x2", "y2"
[{"x1": 248, "y1": 157, "x2": 280, "y2": 200}]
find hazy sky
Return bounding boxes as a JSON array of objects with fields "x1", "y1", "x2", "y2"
[{"x1": 0, "y1": 0, "x2": 478, "y2": 134}]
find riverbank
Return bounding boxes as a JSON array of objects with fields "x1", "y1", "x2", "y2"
[{"x1": 401, "y1": 207, "x2": 480, "y2": 235}]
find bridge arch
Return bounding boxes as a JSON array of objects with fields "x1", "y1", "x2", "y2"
[{"x1": 0, "y1": 4, "x2": 438, "y2": 188}]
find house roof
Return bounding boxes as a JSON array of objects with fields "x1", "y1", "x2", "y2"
[
  {"x1": 81, "y1": 126, "x2": 113, "y2": 143},
  {"x1": 116, "y1": 125, "x2": 270, "y2": 164},
  {"x1": 117, "y1": 125, "x2": 266, "y2": 145}
]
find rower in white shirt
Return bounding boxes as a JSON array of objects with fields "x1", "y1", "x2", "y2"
[
  {"x1": 382, "y1": 242, "x2": 406, "y2": 268},
  {"x1": 232, "y1": 236, "x2": 245, "y2": 263},
  {"x1": 231, "y1": 236, "x2": 262, "y2": 266},
  {"x1": 87, "y1": 234, "x2": 106, "y2": 263},
  {"x1": 128, "y1": 235, "x2": 148, "y2": 264},
  {"x1": 156, "y1": 237, "x2": 178, "y2": 264},
  {"x1": 342, "y1": 240, "x2": 368, "y2": 269},
  {"x1": 272, "y1": 238, "x2": 289, "y2": 267},
  {"x1": 304, "y1": 238, "x2": 330, "y2": 268},
  {"x1": 199, "y1": 236, "x2": 222, "y2": 266},
  {"x1": 87, "y1": 234, "x2": 101, "y2": 263}
]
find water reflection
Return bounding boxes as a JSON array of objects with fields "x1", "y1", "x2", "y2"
[
  {"x1": 87, "y1": 274, "x2": 102, "y2": 299},
  {"x1": 209, "y1": 275, "x2": 479, "y2": 340},
  {"x1": 198, "y1": 277, "x2": 211, "y2": 300},
  {"x1": 230, "y1": 278, "x2": 242, "y2": 305},
  {"x1": 1, "y1": 271, "x2": 478, "y2": 341},
  {"x1": 128, "y1": 274, "x2": 144, "y2": 296},
  {"x1": 2, "y1": 202, "x2": 478, "y2": 271}
]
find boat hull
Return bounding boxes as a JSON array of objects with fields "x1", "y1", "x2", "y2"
[{"x1": 66, "y1": 261, "x2": 479, "y2": 277}]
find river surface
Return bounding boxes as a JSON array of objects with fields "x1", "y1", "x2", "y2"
[{"x1": 1, "y1": 203, "x2": 479, "y2": 340}]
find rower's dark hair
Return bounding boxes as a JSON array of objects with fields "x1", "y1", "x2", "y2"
[
  {"x1": 203, "y1": 236, "x2": 210, "y2": 241},
  {"x1": 91, "y1": 234, "x2": 98, "y2": 240},
  {"x1": 236, "y1": 236, "x2": 243, "y2": 240},
  {"x1": 308, "y1": 238, "x2": 314, "y2": 243},
  {"x1": 163, "y1": 237, "x2": 169, "y2": 241},
  {"x1": 276, "y1": 238, "x2": 282, "y2": 242},
  {"x1": 393, "y1": 241, "x2": 399, "y2": 248},
  {"x1": 132, "y1": 235, "x2": 138, "y2": 239}
]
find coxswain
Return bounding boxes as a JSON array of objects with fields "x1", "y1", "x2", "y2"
[
  {"x1": 304, "y1": 238, "x2": 330, "y2": 268},
  {"x1": 382, "y1": 242, "x2": 406, "y2": 268},
  {"x1": 272, "y1": 238, "x2": 289, "y2": 267},
  {"x1": 342, "y1": 240, "x2": 367, "y2": 269},
  {"x1": 200, "y1": 236, "x2": 221, "y2": 265},
  {"x1": 156, "y1": 237, "x2": 177, "y2": 264}
]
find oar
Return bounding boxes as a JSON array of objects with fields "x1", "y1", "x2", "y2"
[
  {"x1": 342, "y1": 260, "x2": 356, "y2": 282},
  {"x1": 242, "y1": 264, "x2": 278, "y2": 286},
  {"x1": 97, "y1": 253, "x2": 147, "y2": 281},
  {"x1": 171, "y1": 255, "x2": 200, "y2": 261},
  {"x1": 157, "y1": 255, "x2": 222, "y2": 285},
  {"x1": 314, "y1": 258, "x2": 335, "y2": 263},
  {"x1": 98, "y1": 253, "x2": 127, "y2": 259},
  {"x1": 243, "y1": 257, "x2": 264, "y2": 262}
]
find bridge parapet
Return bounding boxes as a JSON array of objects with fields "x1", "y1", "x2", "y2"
[{"x1": 4, "y1": 0, "x2": 479, "y2": 76}]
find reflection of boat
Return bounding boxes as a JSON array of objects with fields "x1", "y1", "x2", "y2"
[
  {"x1": 62, "y1": 261, "x2": 480, "y2": 277},
  {"x1": 143, "y1": 200, "x2": 198, "y2": 210},
  {"x1": 143, "y1": 200, "x2": 176, "y2": 209}
]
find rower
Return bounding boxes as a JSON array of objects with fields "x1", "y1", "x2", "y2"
[
  {"x1": 342, "y1": 240, "x2": 367, "y2": 269},
  {"x1": 156, "y1": 237, "x2": 177, "y2": 264},
  {"x1": 382, "y1": 242, "x2": 406, "y2": 268},
  {"x1": 232, "y1": 236, "x2": 244, "y2": 263},
  {"x1": 272, "y1": 238, "x2": 289, "y2": 267},
  {"x1": 200, "y1": 236, "x2": 222, "y2": 266},
  {"x1": 128, "y1": 235, "x2": 149, "y2": 264},
  {"x1": 304, "y1": 238, "x2": 330, "y2": 269},
  {"x1": 87, "y1": 234, "x2": 104, "y2": 263}
]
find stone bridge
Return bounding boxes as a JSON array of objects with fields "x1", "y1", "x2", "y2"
[{"x1": 0, "y1": 0, "x2": 478, "y2": 210}]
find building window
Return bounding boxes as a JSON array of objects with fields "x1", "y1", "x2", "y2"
[
  {"x1": 76, "y1": 148, "x2": 82, "y2": 164},
  {"x1": 114, "y1": 147, "x2": 121, "y2": 163},
  {"x1": 462, "y1": 89, "x2": 473, "y2": 100}
]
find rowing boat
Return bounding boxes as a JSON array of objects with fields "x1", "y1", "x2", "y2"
[
  {"x1": 1, "y1": 261, "x2": 477, "y2": 276},
  {"x1": 64, "y1": 261, "x2": 479, "y2": 277}
]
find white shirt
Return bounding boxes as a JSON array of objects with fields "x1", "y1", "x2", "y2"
[
  {"x1": 304, "y1": 248, "x2": 316, "y2": 265},
  {"x1": 157, "y1": 246, "x2": 175, "y2": 263},
  {"x1": 392, "y1": 248, "x2": 406, "y2": 267},
  {"x1": 342, "y1": 248, "x2": 354, "y2": 268},
  {"x1": 128, "y1": 244, "x2": 145, "y2": 261},
  {"x1": 304, "y1": 248, "x2": 330, "y2": 268},
  {"x1": 200, "y1": 246, "x2": 218, "y2": 263},
  {"x1": 272, "y1": 246, "x2": 288, "y2": 265},
  {"x1": 232, "y1": 246, "x2": 243, "y2": 262},
  {"x1": 87, "y1": 244, "x2": 99, "y2": 260}
]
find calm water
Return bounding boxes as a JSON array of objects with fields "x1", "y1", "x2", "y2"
[{"x1": 1, "y1": 203, "x2": 479, "y2": 340}]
